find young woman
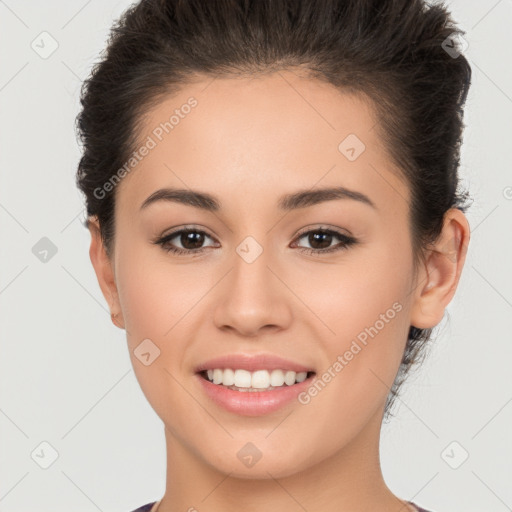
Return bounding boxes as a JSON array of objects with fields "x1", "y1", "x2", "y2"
[{"x1": 76, "y1": 1, "x2": 472, "y2": 511}]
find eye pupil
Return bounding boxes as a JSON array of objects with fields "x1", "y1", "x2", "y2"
[
  {"x1": 309, "y1": 232, "x2": 332, "y2": 249},
  {"x1": 182, "y1": 231, "x2": 205, "y2": 249}
]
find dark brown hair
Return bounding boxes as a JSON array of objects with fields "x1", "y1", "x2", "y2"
[{"x1": 75, "y1": 0, "x2": 472, "y2": 419}]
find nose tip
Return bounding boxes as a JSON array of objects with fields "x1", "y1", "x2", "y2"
[{"x1": 212, "y1": 256, "x2": 293, "y2": 337}]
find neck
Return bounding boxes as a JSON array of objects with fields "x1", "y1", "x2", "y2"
[{"x1": 156, "y1": 406, "x2": 410, "y2": 512}]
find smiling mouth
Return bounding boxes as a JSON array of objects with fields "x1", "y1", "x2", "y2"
[{"x1": 198, "y1": 369, "x2": 316, "y2": 392}]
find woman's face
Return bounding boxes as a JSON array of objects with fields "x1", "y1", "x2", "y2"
[{"x1": 92, "y1": 71, "x2": 437, "y2": 478}]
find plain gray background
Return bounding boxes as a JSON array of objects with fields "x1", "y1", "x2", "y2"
[{"x1": 1, "y1": 1, "x2": 511, "y2": 511}]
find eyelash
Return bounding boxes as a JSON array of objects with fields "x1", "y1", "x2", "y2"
[{"x1": 153, "y1": 225, "x2": 357, "y2": 257}]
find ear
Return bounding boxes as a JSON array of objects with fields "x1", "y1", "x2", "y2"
[
  {"x1": 410, "y1": 208, "x2": 470, "y2": 329},
  {"x1": 88, "y1": 216, "x2": 125, "y2": 329}
]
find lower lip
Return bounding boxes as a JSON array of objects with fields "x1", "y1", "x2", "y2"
[{"x1": 195, "y1": 372, "x2": 315, "y2": 416}]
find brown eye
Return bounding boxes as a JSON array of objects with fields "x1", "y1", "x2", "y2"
[
  {"x1": 293, "y1": 228, "x2": 357, "y2": 256},
  {"x1": 304, "y1": 231, "x2": 334, "y2": 250},
  {"x1": 155, "y1": 228, "x2": 218, "y2": 255},
  {"x1": 178, "y1": 231, "x2": 206, "y2": 250}
]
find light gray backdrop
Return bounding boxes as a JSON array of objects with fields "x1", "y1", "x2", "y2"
[{"x1": 1, "y1": 1, "x2": 511, "y2": 511}]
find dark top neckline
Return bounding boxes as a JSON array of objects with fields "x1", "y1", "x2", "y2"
[{"x1": 128, "y1": 500, "x2": 434, "y2": 512}]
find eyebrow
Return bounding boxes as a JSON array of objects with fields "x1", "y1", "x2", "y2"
[{"x1": 140, "y1": 186, "x2": 377, "y2": 212}]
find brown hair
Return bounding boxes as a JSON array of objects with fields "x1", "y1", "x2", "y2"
[{"x1": 75, "y1": 0, "x2": 472, "y2": 419}]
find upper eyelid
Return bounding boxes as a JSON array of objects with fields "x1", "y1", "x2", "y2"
[
  {"x1": 294, "y1": 225, "x2": 351, "y2": 237},
  {"x1": 163, "y1": 226, "x2": 217, "y2": 241}
]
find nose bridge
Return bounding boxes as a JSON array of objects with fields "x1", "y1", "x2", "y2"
[{"x1": 230, "y1": 232, "x2": 275, "y2": 300}]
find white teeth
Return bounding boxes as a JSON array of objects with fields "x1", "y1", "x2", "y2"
[
  {"x1": 234, "y1": 369, "x2": 252, "y2": 388},
  {"x1": 270, "y1": 369, "x2": 285, "y2": 387},
  {"x1": 295, "y1": 371, "x2": 307, "y2": 383},
  {"x1": 202, "y1": 368, "x2": 310, "y2": 389},
  {"x1": 284, "y1": 370, "x2": 296, "y2": 386},
  {"x1": 212, "y1": 368, "x2": 223, "y2": 385},
  {"x1": 222, "y1": 368, "x2": 235, "y2": 386},
  {"x1": 251, "y1": 370, "x2": 269, "y2": 389}
]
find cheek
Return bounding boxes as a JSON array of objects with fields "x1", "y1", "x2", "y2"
[
  {"x1": 115, "y1": 238, "x2": 200, "y2": 340},
  {"x1": 114, "y1": 245, "x2": 203, "y2": 420},
  {"x1": 114, "y1": 241, "x2": 218, "y2": 397},
  {"x1": 294, "y1": 239, "x2": 411, "y2": 341},
  {"x1": 312, "y1": 243, "x2": 413, "y2": 413}
]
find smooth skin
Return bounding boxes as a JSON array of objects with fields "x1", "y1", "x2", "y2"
[{"x1": 88, "y1": 70, "x2": 470, "y2": 512}]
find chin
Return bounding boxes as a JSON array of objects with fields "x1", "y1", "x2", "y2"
[{"x1": 203, "y1": 447, "x2": 315, "y2": 480}]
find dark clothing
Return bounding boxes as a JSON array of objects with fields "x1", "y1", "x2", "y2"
[
  {"x1": 129, "y1": 501, "x2": 434, "y2": 512},
  {"x1": 129, "y1": 504, "x2": 156, "y2": 512}
]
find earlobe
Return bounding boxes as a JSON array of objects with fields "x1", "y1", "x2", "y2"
[
  {"x1": 88, "y1": 217, "x2": 125, "y2": 329},
  {"x1": 410, "y1": 209, "x2": 470, "y2": 329}
]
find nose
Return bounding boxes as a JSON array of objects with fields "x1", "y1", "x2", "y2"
[{"x1": 212, "y1": 246, "x2": 293, "y2": 338}]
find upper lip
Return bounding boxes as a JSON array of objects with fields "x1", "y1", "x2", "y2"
[{"x1": 194, "y1": 353, "x2": 315, "y2": 374}]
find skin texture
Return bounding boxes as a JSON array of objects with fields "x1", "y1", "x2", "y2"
[{"x1": 88, "y1": 70, "x2": 470, "y2": 512}]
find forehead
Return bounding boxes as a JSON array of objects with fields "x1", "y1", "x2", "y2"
[{"x1": 116, "y1": 71, "x2": 409, "y2": 217}]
